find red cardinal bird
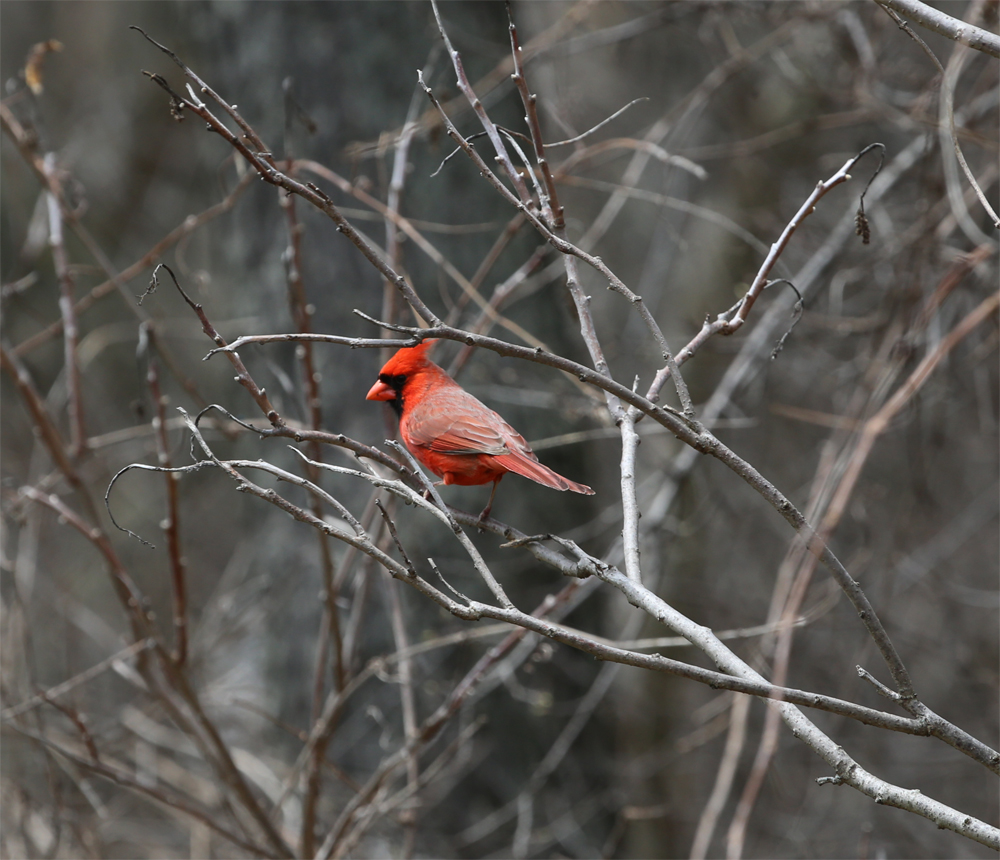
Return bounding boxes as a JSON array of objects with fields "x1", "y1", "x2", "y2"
[{"x1": 367, "y1": 341, "x2": 594, "y2": 519}]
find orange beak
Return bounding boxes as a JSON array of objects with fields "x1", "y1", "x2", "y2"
[{"x1": 366, "y1": 379, "x2": 396, "y2": 401}]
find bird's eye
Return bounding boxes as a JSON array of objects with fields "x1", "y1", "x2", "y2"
[{"x1": 380, "y1": 373, "x2": 407, "y2": 389}]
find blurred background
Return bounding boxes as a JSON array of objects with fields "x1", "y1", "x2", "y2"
[{"x1": 2, "y1": 2, "x2": 997, "y2": 858}]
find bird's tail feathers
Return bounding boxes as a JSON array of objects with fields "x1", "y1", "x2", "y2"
[{"x1": 500, "y1": 451, "x2": 594, "y2": 495}]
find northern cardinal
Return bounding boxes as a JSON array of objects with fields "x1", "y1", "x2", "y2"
[{"x1": 367, "y1": 341, "x2": 594, "y2": 519}]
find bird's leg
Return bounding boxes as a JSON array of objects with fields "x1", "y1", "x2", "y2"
[
  {"x1": 477, "y1": 476, "x2": 502, "y2": 524},
  {"x1": 422, "y1": 480, "x2": 445, "y2": 501}
]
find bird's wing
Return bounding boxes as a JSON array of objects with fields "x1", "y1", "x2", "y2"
[
  {"x1": 403, "y1": 382, "x2": 594, "y2": 495},
  {"x1": 405, "y1": 387, "x2": 512, "y2": 456}
]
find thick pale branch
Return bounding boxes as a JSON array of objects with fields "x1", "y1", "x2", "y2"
[
  {"x1": 872, "y1": 0, "x2": 1000, "y2": 57},
  {"x1": 618, "y1": 407, "x2": 643, "y2": 585}
]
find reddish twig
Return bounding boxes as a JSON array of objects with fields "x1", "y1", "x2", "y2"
[
  {"x1": 458, "y1": 212, "x2": 529, "y2": 312},
  {"x1": 277, "y1": 161, "x2": 347, "y2": 857},
  {"x1": 142, "y1": 328, "x2": 189, "y2": 666},
  {"x1": 278, "y1": 166, "x2": 346, "y2": 714},
  {"x1": 506, "y1": 2, "x2": 563, "y2": 226},
  {"x1": 36, "y1": 693, "x2": 100, "y2": 762},
  {"x1": 0, "y1": 345, "x2": 91, "y2": 515},
  {"x1": 447, "y1": 242, "x2": 549, "y2": 378}
]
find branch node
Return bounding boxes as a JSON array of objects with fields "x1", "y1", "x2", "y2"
[{"x1": 857, "y1": 665, "x2": 903, "y2": 702}]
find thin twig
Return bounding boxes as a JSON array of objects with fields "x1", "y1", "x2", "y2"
[
  {"x1": 689, "y1": 694, "x2": 751, "y2": 860},
  {"x1": 721, "y1": 144, "x2": 884, "y2": 335},
  {"x1": 376, "y1": 499, "x2": 421, "y2": 854},
  {"x1": 877, "y1": 3, "x2": 1000, "y2": 234},
  {"x1": 42, "y1": 155, "x2": 85, "y2": 457},
  {"x1": 1, "y1": 640, "x2": 153, "y2": 720},
  {"x1": 147, "y1": 264, "x2": 285, "y2": 428},
  {"x1": 296, "y1": 159, "x2": 544, "y2": 350},
  {"x1": 18, "y1": 485, "x2": 151, "y2": 643},
  {"x1": 417, "y1": 70, "x2": 624, "y2": 418},
  {"x1": 646, "y1": 144, "x2": 884, "y2": 402},
  {"x1": 447, "y1": 242, "x2": 550, "y2": 379},
  {"x1": 431, "y1": 0, "x2": 533, "y2": 206},
  {"x1": 5, "y1": 723, "x2": 278, "y2": 859},
  {"x1": 132, "y1": 27, "x2": 441, "y2": 329},
  {"x1": 0, "y1": 344, "x2": 91, "y2": 516},
  {"x1": 547, "y1": 98, "x2": 650, "y2": 147},
  {"x1": 724, "y1": 441, "x2": 841, "y2": 859},
  {"x1": 276, "y1": 160, "x2": 346, "y2": 824},
  {"x1": 12, "y1": 170, "x2": 254, "y2": 357},
  {"x1": 424, "y1": 57, "x2": 695, "y2": 415},
  {"x1": 1, "y1": 102, "x2": 227, "y2": 420}
]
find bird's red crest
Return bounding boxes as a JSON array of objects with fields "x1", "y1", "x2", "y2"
[{"x1": 378, "y1": 339, "x2": 437, "y2": 375}]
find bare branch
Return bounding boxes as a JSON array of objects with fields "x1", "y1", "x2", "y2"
[
  {"x1": 431, "y1": 0, "x2": 533, "y2": 206},
  {"x1": 42, "y1": 156, "x2": 85, "y2": 457},
  {"x1": 618, "y1": 407, "x2": 643, "y2": 585},
  {"x1": 871, "y1": 0, "x2": 1000, "y2": 57},
  {"x1": 145, "y1": 264, "x2": 285, "y2": 428},
  {"x1": 3, "y1": 724, "x2": 279, "y2": 859}
]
